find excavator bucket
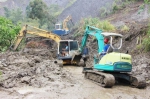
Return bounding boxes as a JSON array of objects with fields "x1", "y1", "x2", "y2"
[{"x1": 71, "y1": 53, "x2": 82, "y2": 65}]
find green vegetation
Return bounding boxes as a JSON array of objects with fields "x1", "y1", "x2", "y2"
[
  {"x1": 144, "y1": 0, "x2": 150, "y2": 4},
  {"x1": 121, "y1": 25, "x2": 129, "y2": 32},
  {"x1": 49, "y1": 4, "x2": 61, "y2": 17},
  {"x1": 74, "y1": 17, "x2": 116, "y2": 37},
  {"x1": 26, "y1": 0, "x2": 56, "y2": 29},
  {"x1": 0, "y1": 17, "x2": 21, "y2": 52},
  {"x1": 112, "y1": 0, "x2": 129, "y2": 13},
  {"x1": 2, "y1": 0, "x2": 76, "y2": 31},
  {"x1": 112, "y1": 2, "x2": 120, "y2": 13},
  {"x1": 3, "y1": 7, "x2": 23, "y2": 25},
  {"x1": 99, "y1": 0, "x2": 134, "y2": 18},
  {"x1": 26, "y1": 0, "x2": 48, "y2": 19},
  {"x1": 100, "y1": 7, "x2": 108, "y2": 17},
  {"x1": 142, "y1": 25, "x2": 150, "y2": 51},
  {"x1": 138, "y1": 0, "x2": 150, "y2": 14},
  {"x1": 1, "y1": 0, "x2": 67, "y2": 52}
]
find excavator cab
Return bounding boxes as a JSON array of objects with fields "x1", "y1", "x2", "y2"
[
  {"x1": 58, "y1": 40, "x2": 79, "y2": 59},
  {"x1": 96, "y1": 33, "x2": 123, "y2": 61},
  {"x1": 52, "y1": 15, "x2": 72, "y2": 36},
  {"x1": 94, "y1": 32, "x2": 132, "y2": 72},
  {"x1": 57, "y1": 40, "x2": 80, "y2": 65},
  {"x1": 55, "y1": 24, "x2": 62, "y2": 30},
  {"x1": 52, "y1": 23, "x2": 68, "y2": 35}
]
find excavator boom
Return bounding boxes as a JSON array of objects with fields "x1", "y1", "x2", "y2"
[
  {"x1": 12, "y1": 26, "x2": 26, "y2": 50},
  {"x1": 11, "y1": 25, "x2": 61, "y2": 51},
  {"x1": 62, "y1": 15, "x2": 72, "y2": 31}
]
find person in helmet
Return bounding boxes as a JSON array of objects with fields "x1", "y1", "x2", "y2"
[
  {"x1": 103, "y1": 37, "x2": 110, "y2": 53},
  {"x1": 99, "y1": 37, "x2": 110, "y2": 58}
]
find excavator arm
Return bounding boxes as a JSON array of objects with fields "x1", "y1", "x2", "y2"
[
  {"x1": 79, "y1": 26, "x2": 104, "y2": 53},
  {"x1": 12, "y1": 26, "x2": 27, "y2": 51},
  {"x1": 72, "y1": 26, "x2": 104, "y2": 64},
  {"x1": 11, "y1": 25, "x2": 61, "y2": 51},
  {"x1": 62, "y1": 15, "x2": 72, "y2": 31}
]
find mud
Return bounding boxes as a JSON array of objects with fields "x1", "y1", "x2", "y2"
[
  {"x1": 0, "y1": 1, "x2": 150, "y2": 99},
  {"x1": 0, "y1": 45, "x2": 149, "y2": 99},
  {"x1": 0, "y1": 66, "x2": 150, "y2": 99},
  {"x1": 0, "y1": 50, "x2": 76, "y2": 89}
]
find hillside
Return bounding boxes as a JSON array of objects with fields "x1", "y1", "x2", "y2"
[
  {"x1": 0, "y1": 0, "x2": 71, "y2": 15},
  {"x1": 0, "y1": 0, "x2": 115, "y2": 24},
  {"x1": 58, "y1": 0, "x2": 114, "y2": 23}
]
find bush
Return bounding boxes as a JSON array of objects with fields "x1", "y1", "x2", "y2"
[
  {"x1": 0, "y1": 16, "x2": 20, "y2": 52},
  {"x1": 74, "y1": 18, "x2": 116, "y2": 38},
  {"x1": 121, "y1": 25, "x2": 130, "y2": 32},
  {"x1": 142, "y1": 26, "x2": 150, "y2": 51}
]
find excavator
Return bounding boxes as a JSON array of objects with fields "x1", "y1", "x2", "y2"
[
  {"x1": 73, "y1": 25, "x2": 146, "y2": 88},
  {"x1": 52, "y1": 15, "x2": 73, "y2": 35},
  {"x1": 10, "y1": 25, "x2": 81, "y2": 66}
]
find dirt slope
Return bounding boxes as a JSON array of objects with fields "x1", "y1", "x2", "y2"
[
  {"x1": 68, "y1": 1, "x2": 150, "y2": 84},
  {"x1": 58, "y1": 0, "x2": 114, "y2": 23}
]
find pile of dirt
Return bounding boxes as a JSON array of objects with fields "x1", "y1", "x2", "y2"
[
  {"x1": 0, "y1": 49, "x2": 76, "y2": 88},
  {"x1": 132, "y1": 52, "x2": 150, "y2": 84}
]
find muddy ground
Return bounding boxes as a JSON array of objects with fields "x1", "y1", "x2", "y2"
[
  {"x1": 0, "y1": 1, "x2": 150, "y2": 99},
  {"x1": 0, "y1": 48, "x2": 149, "y2": 99}
]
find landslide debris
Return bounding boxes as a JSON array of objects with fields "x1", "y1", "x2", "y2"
[
  {"x1": 132, "y1": 52, "x2": 150, "y2": 85},
  {"x1": 0, "y1": 49, "x2": 76, "y2": 88}
]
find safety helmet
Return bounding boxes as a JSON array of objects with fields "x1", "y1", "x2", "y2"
[{"x1": 104, "y1": 38, "x2": 109, "y2": 44}]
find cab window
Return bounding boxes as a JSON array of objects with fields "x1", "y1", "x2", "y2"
[{"x1": 70, "y1": 41, "x2": 78, "y2": 50}]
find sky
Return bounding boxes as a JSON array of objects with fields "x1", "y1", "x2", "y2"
[{"x1": 0, "y1": 0, "x2": 7, "y2": 2}]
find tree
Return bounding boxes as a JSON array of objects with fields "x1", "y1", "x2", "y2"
[
  {"x1": 0, "y1": 17, "x2": 20, "y2": 52},
  {"x1": 26, "y1": 0, "x2": 48, "y2": 20},
  {"x1": 49, "y1": 4, "x2": 61, "y2": 17},
  {"x1": 3, "y1": 7, "x2": 23, "y2": 25},
  {"x1": 26, "y1": 0, "x2": 57, "y2": 29},
  {"x1": 3, "y1": 7, "x2": 11, "y2": 18}
]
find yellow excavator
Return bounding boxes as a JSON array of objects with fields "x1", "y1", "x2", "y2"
[
  {"x1": 52, "y1": 15, "x2": 73, "y2": 35},
  {"x1": 10, "y1": 25, "x2": 81, "y2": 66}
]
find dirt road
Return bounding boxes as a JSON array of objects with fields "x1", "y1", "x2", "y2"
[
  {"x1": 0, "y1": 65, "x2": 149, "y2": 99},
  {"x1": 62, "y1": 66, "x2": 150, "y2": 99}
]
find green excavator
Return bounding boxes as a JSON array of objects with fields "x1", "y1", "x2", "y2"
[{"x1": 73, "y1": 25, "x2": 146, "y2": 88}]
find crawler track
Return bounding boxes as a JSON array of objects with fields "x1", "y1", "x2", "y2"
[
  {"x1": 84, "y1": 69, "x2": 146, "y2": 88},
  {"x1": 130, "y1": 75, "x2": 146, "y2": 88},
  {"x1": 84, "y1": 70, "x2": 115, "y2": 87}
]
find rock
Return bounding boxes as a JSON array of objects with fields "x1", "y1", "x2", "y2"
[
  {"x1": 35, "y1": 67, "x2": 41, "y2": 74},
  {"x1": 21, "y1": 76, "x2": 30, "y2": 83}
]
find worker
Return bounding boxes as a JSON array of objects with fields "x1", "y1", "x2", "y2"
[
  {"x1": 62, "y1": 43, "x2": 69, "y2": 56},
  {"x1": 99, "y1": 37, "x2": 110, "y2": 58},
  {"x1": 103, "y1": 37, "x2": 110, "y2": 53}
]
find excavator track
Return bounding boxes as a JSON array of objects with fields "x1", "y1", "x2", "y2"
[
  {"x1": 83, "y1": 68, "x2": 146, "y2": 88},
  {"x1": 130, "y1": 75, "x2": 146, "y2": 88},
  {"x1": 110, "y1": 72, "x2": 146, "y2": 88},
  {"x1": 84, "y1": 70, "x2": 115, "y2": 88}
]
